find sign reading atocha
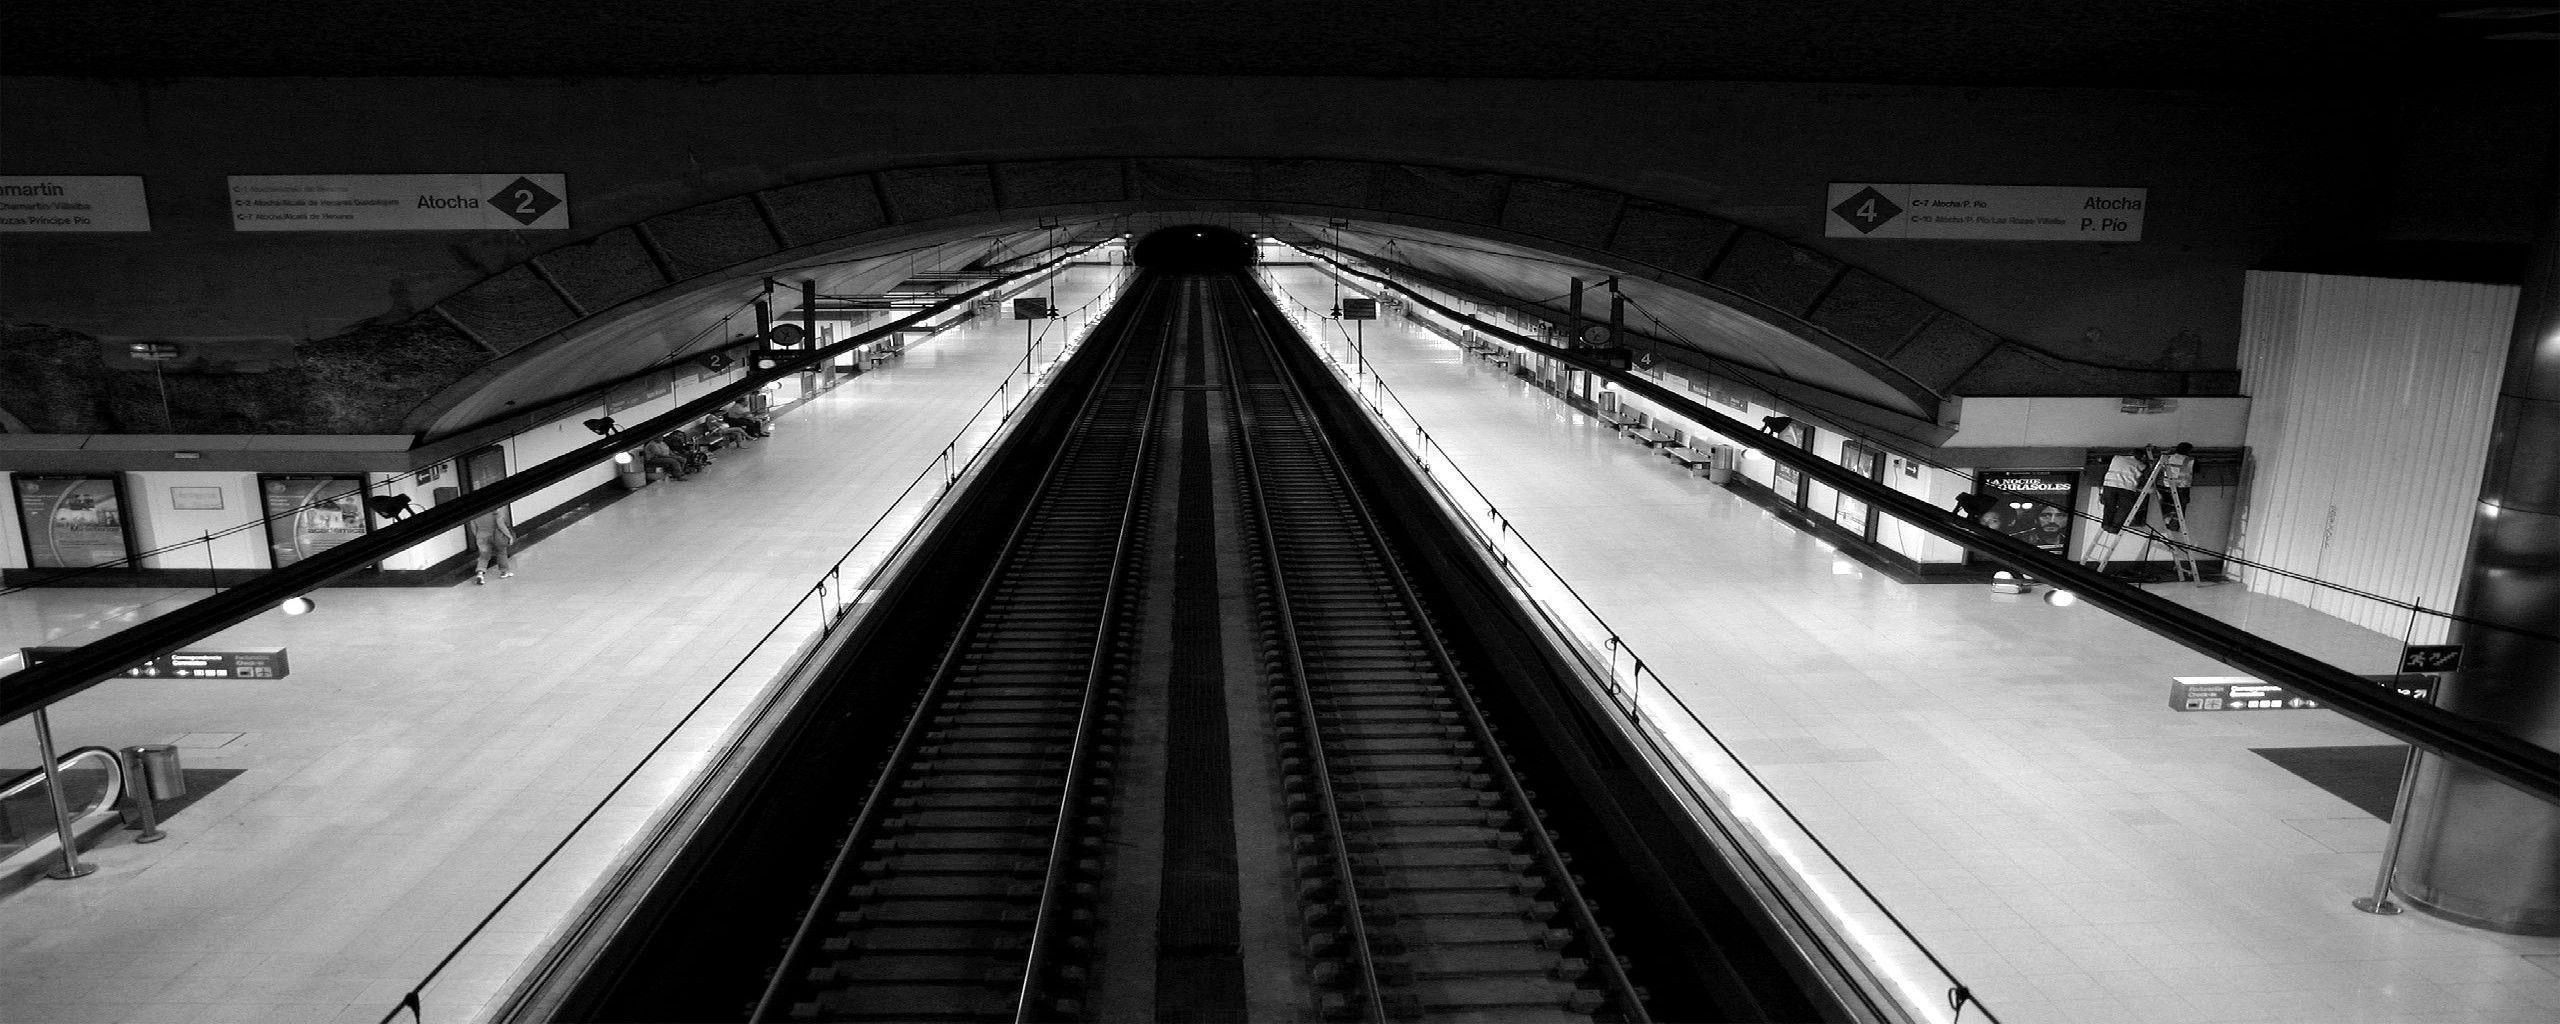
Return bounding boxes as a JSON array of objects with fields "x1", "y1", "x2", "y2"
[{"x1": 229, "y1": 174, "x2": 569, "y2": 231}]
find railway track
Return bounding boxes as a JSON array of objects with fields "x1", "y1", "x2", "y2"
[
  {"x1": 746, "y1": 273, "x2": 1649, "y2": 1023},
  {"x1": 1214, "y1": 277, "x2": 1647, "y2": 1023},
  {"x1": 752, "y1": 279, "x2": 1175, "y2": 1023}
]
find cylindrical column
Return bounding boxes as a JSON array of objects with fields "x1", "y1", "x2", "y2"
[{"x1": 2395, "y1": 146, "x2": 2560, "y2": 936}]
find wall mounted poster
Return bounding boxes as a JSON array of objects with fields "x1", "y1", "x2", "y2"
[
  {"x1": 1969, "y1": 470, "x2": 2079, "y2": 563},
  {"x1": 261, "y1": 476, "x2": 369, "y2": 567},
  {"x1": 14, "y1": 475, "x2": 133, "y2": 569}
]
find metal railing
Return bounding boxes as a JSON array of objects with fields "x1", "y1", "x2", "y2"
[{"x1": 1263, "y1": 268, "x2": 1997, "y2": 1023}]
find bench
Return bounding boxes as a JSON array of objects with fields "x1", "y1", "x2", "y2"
[
  {"x1": 1596, "y1": 408, "x2": 1639, "y2": 432},
  {"x1": 1632, "y1": 426, "x2": 1679, "y2": 449},
  {"x1": 1665, "y1": 445, "x2": 1714, "y2": 474}
]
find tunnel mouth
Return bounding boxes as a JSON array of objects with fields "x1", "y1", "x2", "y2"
[{"x1": 1132, "y1": 224, "x2": 1254, "y2": 271}]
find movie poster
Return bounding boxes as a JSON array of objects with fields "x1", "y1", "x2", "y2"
[
  {"x1": 1969, "y1": 470, "x2": 2079, "y2": 561},
  {"x1": 262, "y1": 476, "x2": 368, "y2": 567},
  {"x1": 13, "y1": 475, "x2": 131, "y2": 568}
]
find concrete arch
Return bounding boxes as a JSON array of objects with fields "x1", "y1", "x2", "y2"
[{"x1": 416, "y1": 157, "x2": 2208, "y2": 436}]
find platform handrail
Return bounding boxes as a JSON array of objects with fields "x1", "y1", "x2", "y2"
[{"x1": 1265, "y1": 268, "x2": 1993, "y2": 1023}]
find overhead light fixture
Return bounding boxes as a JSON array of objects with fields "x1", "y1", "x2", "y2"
[
  {"x1": 1762, "y1": 415, "x2": 1794, "y2": 434},
  {"x1": 171, "y1": 451, "x2": 202, "y2": 460},
  {"x1": 364, "y1": 494, "x2": 415, "y2": 521},
  {"x1": 278, "y1": 596, "x2": 316, "y2": 616},
  {"x1": 583, "y1": 417, "x2": 618, "y2": 436}
]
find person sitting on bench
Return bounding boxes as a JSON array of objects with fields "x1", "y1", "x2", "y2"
[
  {"x1": 723, "y1": 400, "x2": 771, "y2": 438},
  {"x1": 639, "y1": 436, "x2": 691, "y2": 481}
]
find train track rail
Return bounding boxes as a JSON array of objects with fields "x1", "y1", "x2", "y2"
[
  {"x1": 744, "y1": 272, "x2": 1652, "y2": 1023},
  {"x1": 752, "y1": 279, "x2": 1176, "y2": 1023},
  {"x1": 1212, "y1": 276, "x2": 1650, "y2": 1023}
]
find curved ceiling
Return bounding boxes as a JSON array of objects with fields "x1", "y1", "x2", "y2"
[{"x1": 417, "y1": 204, "x2": 1941, "y2": 441}]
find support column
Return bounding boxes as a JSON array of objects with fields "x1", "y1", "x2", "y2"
[{"x1": 2397, "y1": 146, "x2": 2560, "y2": 935}]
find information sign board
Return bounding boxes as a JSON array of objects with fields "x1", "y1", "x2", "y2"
[
  {"x1": 2170, "y1": 674, "x2": 2433, "y2": 712},
  {"x1": 229, "y1": 174, "x2": 568, "y2": 231},
  {"x1": 1827, "y1": 183, "x2": 2146, "y2": 241},
  {"x1": 22, "y1": 647, "x2": 291, "y2": 680},
  {"x1": 0, "y1": 176, "x2": 151, "y2": 232},
  {"x1": 1012, "y1": 297, "x2": 1052, "y2": 319},
  {"x1": 1341, "y1": 298, "x2": 1379, "y2": 320}
]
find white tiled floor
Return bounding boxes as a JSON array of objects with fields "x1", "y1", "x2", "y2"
[
  {"x1": 1258, "y1": 266, "x2": 2560, "y2": 1024},
  {"x1": 6, "y1": 263, "x2": 2557, "y2": 1024},
  {"x1": 0, "y1": 268, "x2": 1122, "y2": 1024}
]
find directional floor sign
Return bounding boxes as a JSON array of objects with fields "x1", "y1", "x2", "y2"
[
  {"x1": 230, "y1": 174, "x2": 569, "y2": 231},
  {"x1": 1827, "y1": 183, "x2": 2146, "y2": 241}
]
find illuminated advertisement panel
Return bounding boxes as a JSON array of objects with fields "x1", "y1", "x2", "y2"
[
  {"x1": 1967, "y1": 470, "x2": 2079, "y2": 563},
  {"x1": 260, "y1": 475, "x2": 370, "y2": 568},
  {"x1": 13, "y1": 474, "x2": 134, "y2": 569}
]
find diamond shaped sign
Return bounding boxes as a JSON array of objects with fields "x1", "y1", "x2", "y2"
[
  {"x1": 488, "y1": 176, "x2": 561, "y2": 226},
  {"x1": 1832, "y1": 186, "x2": 1902, "y2": 235}
]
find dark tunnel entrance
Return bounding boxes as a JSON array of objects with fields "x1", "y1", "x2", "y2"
[{"x1": 1132, "y1": 224, "x2": 1254, "y2": 271}]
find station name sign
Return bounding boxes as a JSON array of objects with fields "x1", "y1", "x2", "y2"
[
  {"x1": 2171, "y1": 674, "x2": 2431, "y2": 712},
  {"x1": 0, "y1": 176, "x2": 151, "y2": 233},
  {"x1": 1827, "y1": 183, "x2": 2146, "y2": 242},
  {"x1": 22, "y1": 646, "x2": 291, "y2": 680},
  {"x1": 229, "y1": 174, "x2": 568, "y2": 231}
]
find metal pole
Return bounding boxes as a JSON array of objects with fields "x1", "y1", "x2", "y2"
[
  {"x1": 32, "y1": 708, "x2": 96, "y2": 879},
  {"x1": 2357, "y1": 602, "x2": 2433, "y2": 915},
  {"x1": 154, "y1": 364, "x2": 175, "y2": 430}
]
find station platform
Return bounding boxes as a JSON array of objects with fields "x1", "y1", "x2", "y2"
[
  {"x1": 0, "y1": 262, "x2": 2555, "y2": 1024},
  {"x1": 0, "y1": 267, "x2": 1122, "y2": 1024},
  {"x1": 1255, "y1": 266, "x2": 2560, "y2": 1024}
]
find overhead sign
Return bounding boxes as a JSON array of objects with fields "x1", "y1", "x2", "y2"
[
  {"x1": 1340, "y1": 298, "x2": 1379, "y2": 321},
  {"x1": 1012, "y1": 297, "x2": 1053, "y2": 320},
  {"x1": 22, "y1": 647, "x2": 291, "y2": 680},
  {"x1": 1827, "y1": 183, "x2": 2146, "y2": 241},
  {"x1": 229, "y1": 174, "x2": 568, "y2": 231},
  {"x1": 2399, "y1": 645, "x2": 2462, "y2": 674},
  {"x1": 0, "y1": 176, "x2": 150, "y2": 232},
  {"x1": 2171, "y1": 674, "x2": 2433, "y2": 712}
]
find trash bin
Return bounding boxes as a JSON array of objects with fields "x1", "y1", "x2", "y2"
[
  {"x1": 1708, "y1": 445, "x2": 1737, "y2": 484},
  {"x1": 616, "y1": 453, "x2": 649, "y2": 490},
  {"x1": 125, "y1": 744, "x2": 184, "y2": 801}
]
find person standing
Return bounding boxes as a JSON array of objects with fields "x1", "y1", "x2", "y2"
[
  {"x1": 2155, "y1": 442, "x2": 2196, "y2": 529},
  {"x1": 468, "y1": 510, "x2": 515, "y2": 585},
  {"x1": 2099, "y1": 448, "x2": 2149, "y2": 533}
]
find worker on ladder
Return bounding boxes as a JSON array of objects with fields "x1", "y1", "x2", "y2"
[{"x1": 2090, "y1": 444, "x2": 2204, "y2": 584}]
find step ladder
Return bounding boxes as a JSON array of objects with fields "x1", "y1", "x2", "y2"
[{"x1": 2089, "y1": 456, "x2": 2203, "y2": 584}]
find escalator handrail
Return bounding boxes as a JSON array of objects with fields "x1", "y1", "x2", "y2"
[{"x1": 0, "y1": 745, "x2": 128, "y2": 848}]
